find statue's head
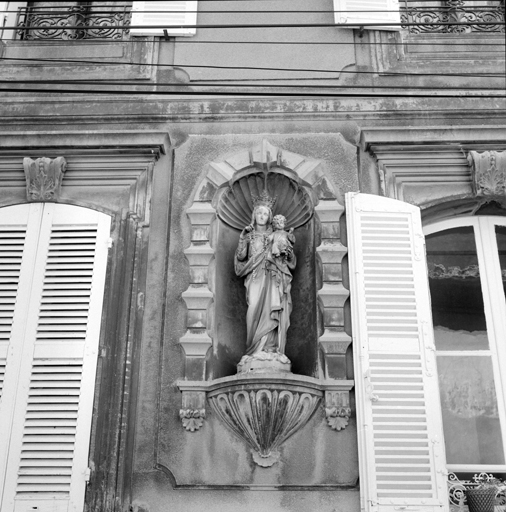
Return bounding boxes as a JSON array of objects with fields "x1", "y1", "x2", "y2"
[
  {"x1": 272, "y1": 214, "x2": 286, "y2": 230},
  {"x1": 251, "y1": 205, "x2": 273, "y2": 227}
]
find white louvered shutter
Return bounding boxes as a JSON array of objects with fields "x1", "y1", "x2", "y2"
[
  {"x1": 346, "y1": 193, "x2": 448, "y2": 512},
  {"x1": 130, "y1": 1, "x2": 197, "y2": 36},
  {"x1": 0, "y1": 203, "x2": 110, "y2": 512},
  {"x1": 0, "y1": 2, "x2": 28, "y2": 41},
  {"x1": 333, "y1": 0, "x2": 400, "y2": 30}
]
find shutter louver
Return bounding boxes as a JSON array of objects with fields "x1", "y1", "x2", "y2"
[
  {"x1": 0, "y1": 204, "x2": 110, "y2": 512},
  {"x1": 0, "y1": 226, "x2": 26, "y2": 401},
  {"x1": 16, "y1": 359, "x2": 82, "y2": 495},
  {"x1": 130, "y1": 1, "x2": 197, "y2": 36},
  {"x1": 346, "y1": 192, "x2": 448, "y2": 512},
  {"x1": 333, "y1": 0, "x2": 400, "y2": 30}
]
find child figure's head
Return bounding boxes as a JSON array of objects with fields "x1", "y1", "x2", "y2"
[{"x1": 272, "y1": 214, "x2": 286, "y2": 230}]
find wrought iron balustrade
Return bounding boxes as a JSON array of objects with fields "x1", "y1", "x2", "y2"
[
  {"x1": 448, "y1": 472, "x2": 506, "y2": 512},
  {"x1": 16, "y1": 4, "x2": 132, "y2": 40},
  {"x1": 400, "y1": 0, "x2": 505, "y2": 33}
]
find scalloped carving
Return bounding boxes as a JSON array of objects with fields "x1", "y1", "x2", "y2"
[
  {"x1": 207, "y1": 377, "x2": 322, "y2": 466},
  {"x1": 217, "y1": 172, "x2": 314, "y2": 230}
]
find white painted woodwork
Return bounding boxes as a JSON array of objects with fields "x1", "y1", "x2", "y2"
[
  {"x1": 0, "y1": 204, "x2": 110, "y2": 512},
  {"x1": 0, "y1": 2, "x2": 27, "y2": 40},
  {"x1": 130, "y1": 1, "x2": 197, "y2": 36},
  {"x1": 333, "y1": 0, "x2": 400, "y2": 30},
  {"x1": 346, "y1": 192, "x2": 448, "y2": 512},
  {"x1": 425, "y1": 216, "x2": 506, "y2": 473}
]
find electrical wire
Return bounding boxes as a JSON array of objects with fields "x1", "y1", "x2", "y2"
[{"x1": 1, "y1": 57, "x2": 504, "y2": 78}]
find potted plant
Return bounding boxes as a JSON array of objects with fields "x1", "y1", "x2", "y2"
[{"x1": 466, "y1": 474, "x2": 506, "y2": 512}]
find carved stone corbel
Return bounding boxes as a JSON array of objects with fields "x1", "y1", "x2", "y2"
[
  {"x1": 23, "y1": 156, "x2": 67, "y2": 201},
  {"x1": 324, "y1": 388, "x2": 351, "y2": 431},
  {"x1": 178, "y1": 383, "x2": 207, "y2": 432},
  {"x1": 468, "y1": 150, "x2": 506, "y2": 197}
]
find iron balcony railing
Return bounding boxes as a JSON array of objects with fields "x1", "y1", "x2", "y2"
[
  {"x1": 400, "y1": 0, "x2": 505, "y2": 34},
  {"x1": 16, "y1": 4, "x2": 132, "y2": 40}
]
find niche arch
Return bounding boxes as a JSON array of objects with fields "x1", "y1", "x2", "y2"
[{"x1": 180, "y1": 140, "x2": 351, "y2": 383}]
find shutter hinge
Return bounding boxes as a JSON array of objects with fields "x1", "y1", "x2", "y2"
[
  {"x1": 84, "y1": 467, "x2": 91, "y2": 482},
  {"x1": 107, "y1": 237, "x2": 113, "y2": 248}
]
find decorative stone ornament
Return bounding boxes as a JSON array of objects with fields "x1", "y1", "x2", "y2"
[
  {"x1": 178, "y1": 373, "x2": 353, "y2": 466},
  {"x1": 177, "y1": 141, "x2": 355, "y2": 466},
  {"x1": 468, "y1": 150, "x2": 506, "y2": 197},
  {"x1": 324, "y1": 390, "x2": 352, "y2": 431},
  {"x1": 178, "y1": 388, "x2": 206, "y2": 432},
  {"x1": 209, "y1": 381, "x2": 321, "y2": 467},
  {"x1": 23, "y1": 156, "x2": 67, "y2": 201}
]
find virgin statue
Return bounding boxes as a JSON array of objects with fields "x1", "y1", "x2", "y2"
[{"x1": 234, "y1": 193, "x2": 296, "y2": 371}]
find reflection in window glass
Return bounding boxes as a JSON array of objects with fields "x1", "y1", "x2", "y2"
[
  {"x1": 438, "y1": 356, "x2": 504, "y2": 465},
  {"x1": 426, "y1": 227, "x2": 489, "y2": 351}
]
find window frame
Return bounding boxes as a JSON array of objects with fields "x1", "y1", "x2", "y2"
[{"x1": 424, "y1": 215, "x2": 506, "y2": 473}]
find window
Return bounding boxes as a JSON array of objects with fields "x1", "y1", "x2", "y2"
[
  {"x1": 332, "y1": 0, "x2": 401, "y2": 30},
  {"x1": 0, "y1": 203, "x2": 110, "y2": 512},
  {"x1": 3, "y1": 1, "x2": 197, "y2": 41},
  {"x1": 425, "y1": 216, "x2": 506, "y2": 471},
  {"x1": 332, "y1": 0, "x2": 505, "y2": 33},
  {"x1": 130, "y1": 0, "x2": 197, "y2": 37}
]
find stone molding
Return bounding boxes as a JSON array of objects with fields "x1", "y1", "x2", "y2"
[
  {"x1": 361, "y1": 128, "x2": 506, "y2": 210},
  {"x1": 23, "y1": 156, "x2": 67, "y2": 202},
  {"x1": 180, "y1": 139, "x2": 350, "y2": 382}
]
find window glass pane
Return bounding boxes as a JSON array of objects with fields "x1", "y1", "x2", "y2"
[
  {"x1": 438, "y1": 356, "x2": 504, "y2": 464},
  {"x1": 426, "y1": 227, "x2": 489, "y2": 350},
  {"x1": 496, "y1": 225, "x2": 506, "y2": 303}
]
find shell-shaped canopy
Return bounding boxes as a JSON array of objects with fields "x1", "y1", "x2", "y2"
[{"x1": 217, "y1": 171, "x2": 314, "y2": 230}]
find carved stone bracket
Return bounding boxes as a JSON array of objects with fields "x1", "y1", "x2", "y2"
[
  {"x1": 468, "y1": 150, "x2": 506, "y2": 197},
  {"x1": 23, "y1": 156, "x2": 67, "y2": 202},
  {"x1": 179, "y1": 387, "x2": 207, "y2": 432},
  {"x1": 176, "y1": 375, "x2": 354, "y2": 464},
  {"x1": 324, "y1": 389, "x2": 352, "y2": 431}
]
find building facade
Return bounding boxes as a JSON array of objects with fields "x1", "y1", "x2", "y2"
[{"x1": 0, "y1": 1, "x2": 505, "y2": 511}]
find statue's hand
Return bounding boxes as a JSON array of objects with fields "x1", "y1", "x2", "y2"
[
  {"x1": 241, "y1": 224, "x2": 254, "y2": 237},
  {"x1": 285, "y1": 245, "x2": 294, "y2": 259}
]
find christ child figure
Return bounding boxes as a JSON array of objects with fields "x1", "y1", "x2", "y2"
[{"x1": 270, "y1": 214, "x2": 295, "y2": 259}]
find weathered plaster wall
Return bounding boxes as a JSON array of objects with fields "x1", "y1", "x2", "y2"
[{"x1": 131, "y1": 470, "x2": 360, "y2": 512}]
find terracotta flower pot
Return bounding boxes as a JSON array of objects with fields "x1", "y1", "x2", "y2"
[{"x1": 466, "y1": 488, "x2": 496, "y2": 512}]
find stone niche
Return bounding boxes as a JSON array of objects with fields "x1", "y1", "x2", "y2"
[
  {"x1": 212, "y1": 170, "x2": 318, "y2": 379},
  {"x1": 174, "y1": 139, "x2": 355, "y2": 486}
]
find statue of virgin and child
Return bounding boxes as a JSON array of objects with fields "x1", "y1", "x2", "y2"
[{"x1": 234, "y1": 192, "x2": 296, "y2": 372}]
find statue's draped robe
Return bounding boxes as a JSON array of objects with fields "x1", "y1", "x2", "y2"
[{"x1": 235, "y1": 229, "x2": 296, "y2": 356}]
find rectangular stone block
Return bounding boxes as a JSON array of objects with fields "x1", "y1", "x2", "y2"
[
  {"x1": 185, "y1": 357, "x2": 206, "y2": 381},
  {"x1": 324, "y1": 308, "x2": 344, "y2": 327},
  {"x1": 187, "y1": 310, "x2": 207, "y2": 328},
  {"x1": 321, "y1": 222, "x2": 340, "y2": 239},
  {"x1": 190, "y1": 266, "x2": 209, "y2": 284},
  {"x1": 191, "y1": 225, "x2": 209, "y2": 241},
  {"x1": 323, "y1": 263, "x2": 342, "y2": 283}
]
